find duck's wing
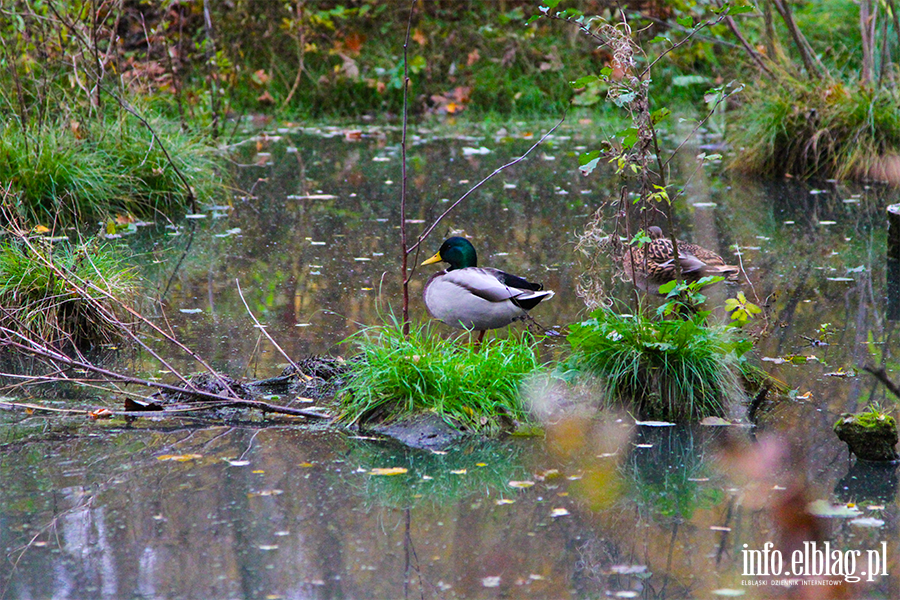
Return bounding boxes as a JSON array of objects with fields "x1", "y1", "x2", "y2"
[
  {"x1": 656, "y1": 254, "x2": 707, "y2": 274},
  {"x1": 435, "y1": 268, "x2": 536, "y2": 303}
]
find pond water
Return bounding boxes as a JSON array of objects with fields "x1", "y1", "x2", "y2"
[{"x1": 2, "y1": 120, "x2": 900, "y2": 599}]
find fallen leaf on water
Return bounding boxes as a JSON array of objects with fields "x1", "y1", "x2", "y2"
[
  {"x1": 157, "y1": 454, "x2": 202, "y2": 462},
  {"x1": 370, "y1": 467, "x2": 408, "y2": 476},
  {"x1": 248, "y1": 489, "x2": 284, "y2": 497},
  {"x1": 700, "y1": 416, "x2": 731, "y2": 426},
  {"x1": 88, "y1": 408, "x2": 113, "y2": 419},
  {"x1": 634, "y1": 419, "x2": 675, "y2": 427},
  {"x1": 807, "y1": 499, "x2": 860, "y2": 517},
  {"x1": 224, "y1": 459, "x2": 250, "y2": 467},
  {"x1": 508, "y1": 480, "x2": 535, "y2": 488},
  {"x1": 610, "y1": 565, "x2": 647, "y2": 575}
]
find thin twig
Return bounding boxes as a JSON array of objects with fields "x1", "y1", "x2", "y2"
[
  {"x1": 862, "y1": 364, "x2": 900, "y2": 399},
  {"x1": 400, "y1": 0, "x2": 414, "y2": 335},
  {"x1": 235, "y1": 278, "x2": 305, "y2": 376},
  {"x1": 407, "y1": 114, "x2": 567, "y2": 264}
]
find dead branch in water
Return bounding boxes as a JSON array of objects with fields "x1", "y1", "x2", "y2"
[
  {"x1": 0, "y1": 214, "x2": 330, "y2": 421},
  {"x1": 0, "y1": 328, "x2": 330, "y2": 419}
]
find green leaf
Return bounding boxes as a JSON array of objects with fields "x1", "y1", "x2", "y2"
[
  {"x1": 600, "y1": 65, "x2": 614, "y2": 78},
  {"x1": 648, "y1": 35, "x2": 670, "y2": 44},
  {"x1": 526, "y1": 14, "x2": 542, "y2": 25},
  {"x1": 570, "y1": 75, "x2": 600, "y2": 88},
  {"x1": 578, "y1": 150, "x2": 602, "y2": 166},
  {"x1": 651, "y1": 108, "x2": 671, "y2": 125},
  {"x1": 658, "y1": 280, "x2": 677, "y2": 295},
  {"x1": 676, "y1": 16, "x2": 694, "y2": 28},
  {"x1": 543, "y1": 0, "x2": 561, "y2": 8}
]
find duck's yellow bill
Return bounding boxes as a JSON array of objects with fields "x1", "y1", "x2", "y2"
[{"x1": 421, "y1": 252, "x2": 442, "y2": 266}]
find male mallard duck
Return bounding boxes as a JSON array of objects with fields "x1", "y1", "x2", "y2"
[
  {"x1": 622, "y1": 226, "x2": 739, "y2": 294},
  {"x1": 421, "y1": 237, "x2": 555, "y2": 342}
]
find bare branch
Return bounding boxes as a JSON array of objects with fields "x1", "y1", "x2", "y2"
[{"x1": 406, "y1": 114, "x2": 567, "y2": 264}]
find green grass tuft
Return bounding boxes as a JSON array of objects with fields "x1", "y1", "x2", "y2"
[
  {"x1": 0, "y1": 112, "x2": 227, "y2": 227},
  {"x1": 564, "y1": 308, "x2": 750, "y2": 422},
  {"x1": 338, "y1": 319, "x2": 542, "y2": 435},
  {"x1": 0, "y1": 237, "x2": 138, "y2": 349}
]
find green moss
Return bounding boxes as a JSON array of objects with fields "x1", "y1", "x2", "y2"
[{"x1": 833, "y1": 409, "x2": 899, "y2": 462}]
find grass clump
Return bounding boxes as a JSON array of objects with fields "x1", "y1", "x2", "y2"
[
  {"x1": 0, "y1": 113, "x2": 226, "y2": 227},
  {"x1": 729, "y1": 77, "x2": 900, "y2": 180},
  {"x1": 0, "y1": 237, "x2": 138, "y2": 350},
  {"x1": 338, "y1": 320, "x2": 541, "y2": 435},
  {"x1": 564, "y1": 308, "x2": 750, "y2": 423}
]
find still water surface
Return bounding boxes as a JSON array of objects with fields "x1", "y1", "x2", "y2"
[{"x1": 2, "y1": 122, "x2": 900, "y2": 599}]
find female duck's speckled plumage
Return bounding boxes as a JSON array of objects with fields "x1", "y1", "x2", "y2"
[
  {"x1": 622, "y1": 226, "x2": 739, "y2": 294},
  {"x1": 421, "y1": 237, "x2": 554, "y2": 338}
]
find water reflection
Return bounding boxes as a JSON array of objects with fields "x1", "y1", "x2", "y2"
[
  {"x1": 2, "y1": 124, "x2": 900, "y2": 598},
  {"x1": 3, "y1": 419, "x2": 894, "y2": 598}
]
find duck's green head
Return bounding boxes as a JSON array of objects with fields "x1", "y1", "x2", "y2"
[{"x1": 421, "y1": 236, "x2": 477, "y2": 271}]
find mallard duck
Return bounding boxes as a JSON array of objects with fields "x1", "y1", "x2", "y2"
[
  {"x1": 622, "y1": 226, "x2": 739, "y2": 294},
  {"x1": 421, "y1": 237, "x2": 555, "y2": 342}
]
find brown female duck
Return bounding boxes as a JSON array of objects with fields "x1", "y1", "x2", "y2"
[{"x1": 622, "y1": 226, "x2": 739, "y2": 294}]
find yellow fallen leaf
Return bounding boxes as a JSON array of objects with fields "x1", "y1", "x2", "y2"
[
  {"x1": 157, "y1": 454, "x2": 202, "y2": 462},
  {"x1": 508, "y1": 480, "x2": 535, "y2": 488},
  {"x1": 370, "y1": 467, "x2": 408, "y2": 476},
  {"x1": 450, "y1": 469, "x2": 467, "y2": 475},
  {"x1": 495, "y1": 498, "x2": 516, "y2": 505},
  {"x1": 33, "y1": 225, "x2": 51, "y2": 234}
]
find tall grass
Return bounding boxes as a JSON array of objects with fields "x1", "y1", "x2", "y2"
[
  {"x1": 0, "y1": 238, "x2": 138, "y2": 349},
  {"x1": 338, "y1": 319, "x2": 542, "y2": 435},
  {"x1": 564, "y1": 308, "x2": 750, "y2": 422},
  {"x1": 0, "y1": 113, "x2": 226, "y2": 227},
  {"x1": 729, "y1": 76, "x2": 900, "y2": 180}
]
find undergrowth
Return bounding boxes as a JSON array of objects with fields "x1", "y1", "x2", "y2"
[
  {"x1": 564, "y1": 307, "x2": 752, "y2": 422},
  {"x1": 338, "y1": 320, "x2": 541, "y2": 435},
  {"x1": 729, "y1": 76, "x2": 900, "y2": 180},
  {"x1": 0, "y1": 112, "x2": 227, "y2": 227},
  {"x1": 0, "y1": 238, "x2": 138, "y2": 349}
]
